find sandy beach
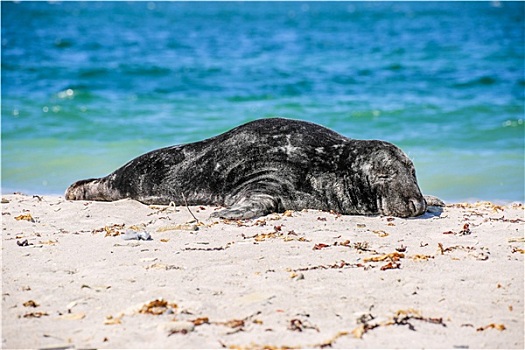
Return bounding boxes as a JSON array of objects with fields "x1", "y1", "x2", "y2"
[{"x1": 1, "y1": 193, "x2": 523, "y2": 349}]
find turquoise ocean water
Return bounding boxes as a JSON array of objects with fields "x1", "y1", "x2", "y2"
[{"x1": 2, "y1": 2, "x2": 524, "y2": 203}]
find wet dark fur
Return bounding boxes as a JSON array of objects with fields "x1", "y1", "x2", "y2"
[{"x1": 66, "y1": 118, "x2": 439, "y2": 218}]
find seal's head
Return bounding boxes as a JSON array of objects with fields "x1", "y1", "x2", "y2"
[{"x1": 360, "y1": 141, "x2": 427, "y2": 217}]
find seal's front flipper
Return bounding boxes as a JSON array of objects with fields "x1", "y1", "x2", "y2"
[
  {"x1": 424, "y1": 195, "x2": 445, "y2": 207},
  {"x1": 423, "y1": 195, "x2": 445, "y2": 216},
  {"x1": 210, "y1": 194, "x2": 280, "y2": 220}
]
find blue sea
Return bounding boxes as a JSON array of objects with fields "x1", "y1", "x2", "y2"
[{"x1": 2, "y1": 1, "x2": 524, "y2": 203}]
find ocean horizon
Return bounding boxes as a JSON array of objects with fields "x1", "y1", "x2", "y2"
[{"x1": 2, "y1": 1, "x2": 524, "y2": 203}]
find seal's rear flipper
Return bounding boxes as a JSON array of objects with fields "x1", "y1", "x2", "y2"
[{"x1": 210, "y1": 194, "x2": 280, "y2": 220}]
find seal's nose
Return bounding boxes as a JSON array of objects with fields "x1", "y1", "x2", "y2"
[{"x1": 410, "y1": 198, "x2": 427, "y2": 216}]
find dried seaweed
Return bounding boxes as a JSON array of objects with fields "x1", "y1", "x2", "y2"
[
  {"x1": 316, "y1": 331, "x2": 350, "y2": 348},
  {"x1": 312, "y1": 243, "x2": 330, "y2": 250},
  {"x1": 363, "y1": 252, "x2": 404, "y2": 263},
  {"x1": 372, "y1": 229, "x2": 390, "y2": 237},
  {"x1": 476, "y1": 323, "x2": 506, "y2": 331},
  {"x1": 190, "y1": 317, "x2": 209, "y2": 326},
  {"x1": 287, "y1": 318, "x2": 319, "y2": 332},
  {"x1": 92, "y1": 223, "x2": 125, "y2": 237},
  {"x1": 14, "y1": 213, "x2": 35, "y2": 222},
  {"x1": 380, "y1": 261, "x2": 401, "y2": 270},
  {"x1": 22, "y1": 300, "x2": 39, "y2": 308},
  {"x1": 292, "y1": 260, "x2": 365, "y2": 272},
  {"x1": 22, "y1": 311, "x2": 48, "y2": 318},
  {"x1": 138, "y1": 299, "x2": 178, "y2": 315},
  {"x1": 351, "y1": 309, "x2": 446, "y2": 339}
]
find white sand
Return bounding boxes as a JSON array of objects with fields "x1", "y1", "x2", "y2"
[{"x1": 2, "y1": 194, "x2": 523, "y2": 349}]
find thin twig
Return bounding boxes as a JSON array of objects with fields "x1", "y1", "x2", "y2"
[{"x1": 181, "y1": 192, "x2": 200, "y2": 223}]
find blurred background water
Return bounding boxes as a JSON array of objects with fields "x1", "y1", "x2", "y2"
[{"x1": 2, "y1": 1, "x2": 524, "y2": 203}]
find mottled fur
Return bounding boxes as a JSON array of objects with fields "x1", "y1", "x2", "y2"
[{"x1": 66, "y1": 118, "x2": 440, "y2": 218}]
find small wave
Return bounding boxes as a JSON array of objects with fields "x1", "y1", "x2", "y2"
[{"x1": 453, "y1": 75, "x2": 498, "y2": 87}]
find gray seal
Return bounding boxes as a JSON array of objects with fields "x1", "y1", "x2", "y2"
[{"x1": 65, "y1": 118, "x2": 442, "y2": 219}]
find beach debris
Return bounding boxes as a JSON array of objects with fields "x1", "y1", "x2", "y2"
[
  {"x1": 386, "y1": 309, "x2": 446, "y2": 331},
  {"x1": 288, "y1": 318, "x2": 319, "y2": 332},
  {"x1": 363, "y1": 252, "x2": 404, "y2": 263},
  {"x1": 386, "y1": 217, "x2": 396, "y2": 226},
  {"x1": 1, "y1": 198, "x2": 9, "y2": 203},
  {"x1": 353, "y1": 241, "x2": 376, "y2": 253},
  {"x1": 15, "y1": 213, "x2": 35, "y2": 222},
  {"x1": 157, "y1": 223, "x2": 198, "y2": 232},
  {"x1": 449, "y1": 201, "x2": 505, "y2": 212},
  {"x1": 146, "y1": 263, "x2": 182, "y2": 271},
  {"x1": 372, "y1": 229, "x2": 390, "y2": 237},
  {"x1": 363, "y1": 252, "x2": 404, "y2": 271},
  {"x1": 380, "y1": 261, "x2": 401, "y2": 271},
  {"x1": 443, "y1": 223, "x2": 472, "y2": 236},
  {"x1": 23, "y1": 311, "x2": 49, "y2": 318},
  {"x1": 244, "y1": 228, "x2": 309, "y2": 243},
  {"x1": 459, "y1": 223, "x2": 472, "y2": 235},
  {"x1": 183, "y1": 242, "x2": 233, "y2": 251},
  {"x1": 283, "y1": 210, "x2": 294, "y2": 217},
  {"x1": 289, "y1": 272, "x2": 304, "y2": 280},
  {"x1": 311, "y1": 240, "x2": 351, "y2": 250},
  {"x1": 190, "y1": 317, "x2": 210, "y2": 326},
  {"x1": 16, "y1": 239, "x2": 32, "y2": 247},
  {"x1": 508, "y1": 237, "x2": 525, "y2": 243},
  {"x1": 313, "y1": 243, "x2": 330, "y2": 250},
  {"x1": 104, "y1": 314, "x2": 122, "y2": 325},
  {"x1": 139, "y1": 299, "x2": 178, "y2": 316},
  {"x1": 218, "y1": 318, "x2": 245, "y2": 329},
  {"x1": 290, "y1": 260, "x2": 365, "y2": 272},
  {"x1": 23, "y1": 300, "x2": 39, "y2": 308},
  {"x1": 437, "y1": 244, "x2": 489, "y2": 260},
  {"x1": 476, "y1": 323, "x2": 506, "y2": 332},
  {"x1": 93, "y1": 223, "x2": 125, "y2": 236},
  {"x1": 335, "y1": 239, "x2": 352, "y2": 247},
  {"x1": 410, "y1": 254, "x2": 434, "y2": 261},
  {"x1": 351, "y1": 309, "x2": 445, "y2": 339},
  {"x1": 224, "y1": 343, "x2": 298, "y2": 350},
  {"x1": 39, "y1": 239, "x2": 58, "y2": 245},
  {"x1": 252, "y1": 232, "x2": 279, "y2": 241},
  {"x1": 316, "y1": 331, "x2": 351, "y2": 348},
  {"x1": 488, "y1": 216, "x2": 524, "y2": 223},
  {"x1": 121, "y1": 230, "x2": 152, "y2": 241},
  {"x1": 395, "y1": 245, "x2": 407, "y2": 252},
  {"x1": 253, "y1": 218, "x2": 267, "y2": 226},
  {"x1": 511, "y1": 247, "x2": 524, "y2": 254},
  {"x1": 163, "y1": 321, "x2": 195, "y2": 335},
  {"x1": 58, "y1": 312, "x2": 86, "y2": 320},
  {"x1": 80, "y1": 284, "x2": 111, "y2": 292}
]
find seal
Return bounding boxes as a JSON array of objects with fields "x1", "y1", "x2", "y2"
[{"x1": 65, "y1": 118, "x2": 442, "y2": 219}]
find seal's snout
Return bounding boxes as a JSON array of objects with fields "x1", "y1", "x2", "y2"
[{"x1": 409, "y1": 197, "x2": 427, "y2": 217}]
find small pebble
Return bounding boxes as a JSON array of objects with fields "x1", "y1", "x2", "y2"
[{"x1": 121, "y1": 230, "x2": 152, "y2": 241}]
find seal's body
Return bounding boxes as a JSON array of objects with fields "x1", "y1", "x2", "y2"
[{"x1": 66, "y1": 118, "x2": 438, "y2": 218}]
